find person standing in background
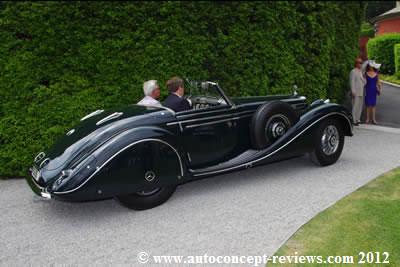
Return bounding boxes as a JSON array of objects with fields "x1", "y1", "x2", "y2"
[
  {"x1": 364, "y1": 61, "x2": 382, "y2": 124},
  {"x1": 349, "y1": 57, "x2": 366, "y2": 125}
]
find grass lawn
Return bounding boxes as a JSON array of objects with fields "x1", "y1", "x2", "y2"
[
  {"x1": 270, "y1": 168, "x2": 400, "y2": 266},
  {"x1": 380, "y1": 74, "x2": 400, "y2": 86}
]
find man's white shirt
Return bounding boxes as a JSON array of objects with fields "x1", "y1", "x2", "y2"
[{"x1": 137, "y1": 96, "x2": 161, "y2": 107}]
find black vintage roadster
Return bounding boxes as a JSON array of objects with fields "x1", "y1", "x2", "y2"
[{"x1": 27, "y1": 80, "x2": 352, "y2": 210}]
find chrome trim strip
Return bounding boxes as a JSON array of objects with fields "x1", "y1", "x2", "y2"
[
  {"x1": 80, "y1": 109, "x2": 104, "y2": 121},
  {"x1": 185, "y1": 116, "x2": 246, "y2": 129},
  {"x1": 176, "y1": 106, "x2": 234, "y2": 118},
  {"x1": 193, "y1": 112, "x2": 352, "y2": 177},
  {"x1": 140, "y1": 105, "x2": 176, "y2": 115},
  {"x1": 239, "y1": 97, "x2": 306, "y2": 108},
  {"x1": 167, "y1": 110, "x2": 253, "y2": 126},
  {"x1": 53, "y1": 138, "x2": 184, "y2": 195},
  {"x1": 159, "y1": 106, "x2": 176, "y2": 115},
  {"x1": 96, "y1": 112, "x2": 123, "y2": 126}
]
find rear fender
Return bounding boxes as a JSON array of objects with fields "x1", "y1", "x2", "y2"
[{"x1": 53, "y1": 126, "x2": 186, "y2": 199}]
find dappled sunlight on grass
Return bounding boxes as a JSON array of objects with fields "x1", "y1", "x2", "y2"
[{"x1": 271, "y1": 168, "x2": 400, "y2": 266}]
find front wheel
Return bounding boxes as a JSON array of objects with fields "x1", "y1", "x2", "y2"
[
  {"x1": 116, "y1": 185, "x2": 177, "y2": 210},
  {"x1": 310, "y1": 119, "x2": 344, "y2": 166}
]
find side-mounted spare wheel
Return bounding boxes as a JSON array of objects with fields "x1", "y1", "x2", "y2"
[
  {"x1": 250, "y1": 101, "x2": 299, "y2": 149},
  {"x1": 310, "y1": 118, "x2": 345, "y2": 166}
]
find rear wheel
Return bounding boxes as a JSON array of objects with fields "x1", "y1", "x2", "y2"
[
  {"x1": 116, "y1": 185, "x2": 177, "y2": 210},
  {"x1": 310, "y1": 119, "x2": 344, "y2": 166}
]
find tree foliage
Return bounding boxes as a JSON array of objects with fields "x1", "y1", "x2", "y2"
[{"x1": 0, "y1": 1, "x2": 364, "y2": 177}]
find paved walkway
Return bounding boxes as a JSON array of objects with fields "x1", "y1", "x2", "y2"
[
  {"x1": 374, "y1": 82, "x2": 400, "y2": 128},
  {"x1": 0, "y1": 126, "x2": 399, "y2": 266}
]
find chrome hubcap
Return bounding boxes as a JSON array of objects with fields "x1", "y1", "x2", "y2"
[
  {"x1": 321, "y1": 125, "x2": 339, "y2": 155},
  {"x1": 144, "y1": 170, "x2": 156, "y2": 182},
  {"x1": 266, "y1": 115, "x2": 290, "y2": 139}
]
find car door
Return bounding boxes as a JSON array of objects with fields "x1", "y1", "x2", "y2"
[{"x1": 177, "y1": 106, "x2": 240, "y2": 169}]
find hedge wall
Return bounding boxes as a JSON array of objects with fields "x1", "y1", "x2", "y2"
[
  {"x1": 395, "y1": 44, "x2": 400, "y2": 78},
  {"x1": 367, "y1": 33, "x2": 400, "y2": 74},
  {"x1": 0, "y1": 1, "x2": 364, "y2": 177}
]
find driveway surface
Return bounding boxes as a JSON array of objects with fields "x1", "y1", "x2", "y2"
[
  {"x1": 373, "y1": 82, "x2": 400, "y2": 128},
  {"x1": 1, "y1": 126, "x2": 399, "y2": 266}
]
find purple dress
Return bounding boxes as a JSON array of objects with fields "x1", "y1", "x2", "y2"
[{"x1": 365, "y1": 74, "x2": 378, "y2": 107}]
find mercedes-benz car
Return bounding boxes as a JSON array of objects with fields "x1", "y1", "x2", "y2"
[{"x1": 27, "y1": 80, "x2": 352, "y2": 210}]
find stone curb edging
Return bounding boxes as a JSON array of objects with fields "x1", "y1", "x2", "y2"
[{"x1": 382, "y1": 80, "x2": 400, "y2": 88}]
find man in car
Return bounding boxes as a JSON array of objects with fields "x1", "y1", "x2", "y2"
[
  {"x1": 163, "y1": 76, "x2": 191, "y2": 112},
  {"x1": 137, "y1": 80, "x2": 162, "y2": 107}
]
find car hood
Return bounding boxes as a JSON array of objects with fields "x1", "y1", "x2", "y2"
[{"x1": 36, "y1": 104, "x2": 172, "y2": 175}]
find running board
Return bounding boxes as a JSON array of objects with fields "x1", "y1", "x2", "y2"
[{"x1": 190, "y1": 149, "x2": 260, "y2": 175}]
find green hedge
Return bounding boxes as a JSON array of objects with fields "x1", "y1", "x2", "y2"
[
  {"x1": 360, "y1": 22, "x2": 375, "y2": 37},
  {"x1": 367, "y1": 33, "x2": 400, "y2": 74},
  {"x1": 0, "y1": 2, "x2": 364, "y2": 177},
  {"x1": 395, "y1": 44, "x2": 400, "y2": 78}
]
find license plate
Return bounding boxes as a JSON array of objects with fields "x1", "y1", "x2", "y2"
[{"x1": 31, "y1": 166, "x2": 40, "y2": 181}]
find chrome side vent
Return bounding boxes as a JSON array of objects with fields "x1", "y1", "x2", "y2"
[
  {"x1": 34, "y1": 152, "x2": 45, "y2": 163},
  {"x1": 96, "y1": 112, "x2": 123, "y2": 126},
  {"x1": 39, "y1": 158, "x2": 50, "y2": 169},
  {"x1": 80, "y1": 109, "x2": 104, "y2": 121}
]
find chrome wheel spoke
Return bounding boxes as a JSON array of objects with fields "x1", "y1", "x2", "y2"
[{"x1": 321, "y1": 125, "x2": 339, "y2": 156}]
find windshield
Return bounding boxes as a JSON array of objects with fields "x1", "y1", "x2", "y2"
[{"x1": 184, "y1": 79, "x2": 229, "y2": 110}]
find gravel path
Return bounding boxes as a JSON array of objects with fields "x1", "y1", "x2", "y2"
[{"x1": 0, "y1": 126, "x2": 399, "y2": 266}]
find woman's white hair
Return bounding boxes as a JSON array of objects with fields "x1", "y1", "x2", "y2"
[{"x1": 143, "y1": 80, "x2": 159, "y2": 96}]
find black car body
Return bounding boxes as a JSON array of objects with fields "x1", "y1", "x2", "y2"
[{"x1": 27, "y1": 81, "x2": 352, "y2": 210}]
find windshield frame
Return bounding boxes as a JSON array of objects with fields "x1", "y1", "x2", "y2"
[{"x1": 184, "y1": 79, "x2": 234, "y2": 108}]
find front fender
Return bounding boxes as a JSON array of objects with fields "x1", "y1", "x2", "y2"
[{"x1": 300, "y1": 103, "x2": 353, "y2": 136}]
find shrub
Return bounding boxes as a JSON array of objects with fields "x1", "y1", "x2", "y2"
[
  {"x1": 0, "y1": 2, "x2": 364, "y2": 177},
  {"x1": 367, "y1": 33, "x2": 400, "y2": 74},
  {"x1": 360, "y1": 22, "x2": 375, "y2": 37},
  {"x1": 395, "y1": 44, "x2": 400, "y2": 78}
]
